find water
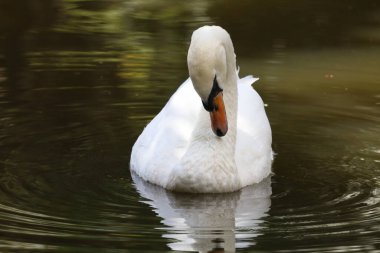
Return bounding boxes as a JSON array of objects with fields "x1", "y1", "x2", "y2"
[{"x1": 0, "y1": 0, "x2": 379, "y2": 252}]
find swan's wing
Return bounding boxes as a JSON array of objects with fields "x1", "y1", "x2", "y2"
[
  {"x1": 130, "y1": 78, "x2": 201, "y2": 187},
  {"x1": 236, "y1": 76, "x2": 273, "y2": 187}
]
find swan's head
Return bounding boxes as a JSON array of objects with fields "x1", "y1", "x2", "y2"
[{"x1": 187, "y1": 26, "x2": 234, "y2": 137}]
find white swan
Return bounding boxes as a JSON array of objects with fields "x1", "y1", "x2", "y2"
[{"x1": 130, "y1": 25, "x2": 272, "y2": 193}]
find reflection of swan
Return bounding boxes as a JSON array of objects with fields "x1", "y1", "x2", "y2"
[
  {"x1": 131, "y1": 25, "x2": 272, "y2": 193},
  {"x1": 132, "y1": 173, "x2": 272, "y2": 252}
]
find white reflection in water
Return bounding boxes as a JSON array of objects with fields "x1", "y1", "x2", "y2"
[{"x1": 132, "y1": 173, "x2": 271, "y2": 252}]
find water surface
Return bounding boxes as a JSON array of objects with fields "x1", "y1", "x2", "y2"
[{"x1": 0, "y1": 0, "x2": 379, "y2": 252}]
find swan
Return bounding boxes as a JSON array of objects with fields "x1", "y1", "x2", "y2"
[{"x1": 130, "y1": 25, "x2": 272, "y2": 193}]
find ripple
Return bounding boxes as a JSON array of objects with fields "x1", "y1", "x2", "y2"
[
  {"x1": 263, "y1": 158, "x2": 380, "y2": 252},
  {"x1": 0, "y1": 171, "x2": 166, "y2": 251}
]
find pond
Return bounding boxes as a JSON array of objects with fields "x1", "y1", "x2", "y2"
[{"x1": 0, "y1": 0, "x2": 379, "y2": 252}]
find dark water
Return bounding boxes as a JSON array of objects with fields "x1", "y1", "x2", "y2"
[{"x1": 0, "y1": 0, "x2": 380, "y2": 252}]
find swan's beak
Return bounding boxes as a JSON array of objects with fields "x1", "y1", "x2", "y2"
[{"x1": 209, "y1": 92, "x2": 228, "y2": 137}]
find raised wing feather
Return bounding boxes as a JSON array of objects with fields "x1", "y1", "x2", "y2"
[{"x1": 236, "y1": 76, "x2": 273, "y2": 186}]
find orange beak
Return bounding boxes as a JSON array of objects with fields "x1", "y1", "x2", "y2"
[{"x1": 209, "y1": 92, "x2": 228, "y2": 136}]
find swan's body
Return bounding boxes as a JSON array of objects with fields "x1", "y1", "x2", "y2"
[{"x1": 130, "y1": 26, "x2": 272, "y2": 193}]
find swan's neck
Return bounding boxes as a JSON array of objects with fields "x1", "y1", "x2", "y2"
[
  {"x1": 193, "y1": 73, "x2": 238, "y2": 147},
  {"x1": 191, "y1": 42, "x2": 239, "y2": 154},
  {"x1": 168, "y1": 71, "x2": 240, "y2": 193}
]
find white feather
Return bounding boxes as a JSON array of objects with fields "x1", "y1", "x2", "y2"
[{"x1": 236, "y1": 76, "x2": 273, "y2": 186}]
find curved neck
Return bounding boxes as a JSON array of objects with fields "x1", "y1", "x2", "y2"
[
  {"x1": 191, "y1": 44, "x2": 238, "y2": 147},
  {"x1": 220, "y1": 41, "x2": 238, "y2": 142},
  {"x1": 190, "y1": 47, "x2": 238, "y2": 163},
  {"x1": 174, "y1": 71, "x2": 239, "y2": 192}
]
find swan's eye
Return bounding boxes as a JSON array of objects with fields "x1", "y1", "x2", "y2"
[
  {"x1": 202, "y1": 100, "x2": 213, "y2": 111},
  {"x1": 202, "y1": 75, "x2": 223, "y2": 112}
]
